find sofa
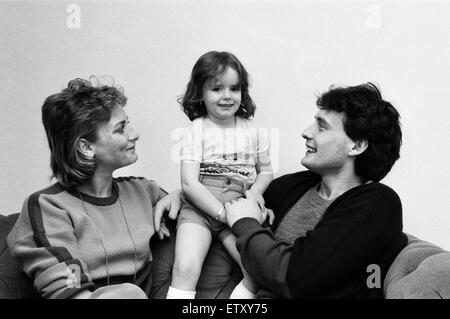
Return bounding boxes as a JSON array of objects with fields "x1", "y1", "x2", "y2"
[
  {"x1": 0, "y1": 212, "x2": 240, "y2": 299},
  {"x1": 1, "y1": 212, "x2": 449, "y2": 299}
]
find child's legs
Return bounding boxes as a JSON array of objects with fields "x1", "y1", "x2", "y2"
[
  {"x1": 171, "y1": 222, "x2": 212, "y2": 291},
  {"x1": 220, "y1": 232, "x2": 258, "y2": 293}
]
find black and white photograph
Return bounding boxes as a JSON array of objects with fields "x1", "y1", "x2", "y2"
[{"x1": 0, "y1": 0, "x2": 449, "y2": 308}]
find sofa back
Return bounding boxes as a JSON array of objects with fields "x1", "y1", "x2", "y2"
[
  {"x1": 0, "y1": 213, "x2": 38, "y2": 298},
  {"x1": 384, "y1": 233, "x2": 450, "y2": 298}
]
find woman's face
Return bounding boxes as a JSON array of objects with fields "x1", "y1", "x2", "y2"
[{"x1": 90, "y1": 105, "x2": 140, "y2": 173}]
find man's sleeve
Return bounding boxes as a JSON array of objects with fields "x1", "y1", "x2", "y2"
[
  {"x1": 233, "y1": 185, "x2": 403, "y2": 298},
  {"x1": 261, "y1": 174, "x2": 284, "y2": 214},
  {"x1": 232, "y1": 218, "x2": 293, "y2": 298},
  {"x1": 7, "y1": 195, "x2": 94, "y2": 299}
]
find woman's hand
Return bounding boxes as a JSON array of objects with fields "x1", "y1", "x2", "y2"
[{"x1": 154, "y1": 189, "x2": 182, "y2": 239}]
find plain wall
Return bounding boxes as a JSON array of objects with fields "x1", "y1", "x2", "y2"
[{"x1": 1, "y1": 0, "x2": 449, "y2": 250}]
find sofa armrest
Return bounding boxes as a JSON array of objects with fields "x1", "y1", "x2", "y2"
[
  {"x1": 0, "y1": 213, "x2": 39, "y2": 299},
  {"x1": 384, "y1": 233, "x2": 450, "y2": 299}
]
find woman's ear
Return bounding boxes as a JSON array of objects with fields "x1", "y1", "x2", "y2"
[
  {"x1": 349, "y1": 139, "x2": 369, "y2": 157},
  {"x1": 78, "y1": 138, "x2": 94, "y2": 159}
]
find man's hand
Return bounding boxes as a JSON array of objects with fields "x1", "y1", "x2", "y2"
[
  {"x1": 225, "y1": 190, "x2": 268, "y2": 228},
  {"x1": 153, "y1": 189, "x2": 182, "y2": 239}
]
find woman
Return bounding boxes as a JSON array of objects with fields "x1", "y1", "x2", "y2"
[{"x1": 7, "y1": 76, "x2": 180, "y2": 299}]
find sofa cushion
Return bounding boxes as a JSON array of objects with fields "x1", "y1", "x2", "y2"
[
  {"x1": 1, "y1": 212, "x2": 238, "y2": 299},
  {"x1": 0, "y1": 213, "x2": 39, "y2": 299},
  {"x1": 384, "y1": 234, "x2": 450, "y2": 299},
  {"x1": 149, "y1": 219, "x2": 240, "y2": 299},
  {"x1": 4, "y1": 210, "x2": 448, "y2": 299}
]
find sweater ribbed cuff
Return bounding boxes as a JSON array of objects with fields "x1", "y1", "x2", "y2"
[{"x1": 231, "y1": 218, "x2": 262, "y2": 237}]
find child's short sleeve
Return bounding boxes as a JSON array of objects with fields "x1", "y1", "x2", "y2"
[
  {"x1": 179, "y1": 119, "x2": 203, "y2": 162},
  {"x1": 256, "y1": 128, "x2": 271, "y2": 169}
]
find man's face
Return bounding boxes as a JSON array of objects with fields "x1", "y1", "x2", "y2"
[{"x1": 301, "y1": 109, "x2": 356, "y2": 175}]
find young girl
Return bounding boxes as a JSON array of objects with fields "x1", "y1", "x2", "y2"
[{"x1": 167, "y1": 51, "x2": 273, "y2": 299}]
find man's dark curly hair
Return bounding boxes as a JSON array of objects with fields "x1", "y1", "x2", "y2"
[
  {"x1": 179, "y1": 51, "x2": 256, "y2": 121},
  {"x1": 317, "y1": 83, "x2": 402, "y2": 182},
  {"x1": 42, "y1": 76, "x2": 127, "y2": 187}
]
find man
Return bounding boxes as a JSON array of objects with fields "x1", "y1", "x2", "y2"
[{"x1": 225, "y1": 83, "x2": 408, "y2": 298}]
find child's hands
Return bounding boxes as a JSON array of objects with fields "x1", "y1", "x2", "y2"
[
  {"x1": 249, "y1": 189, "x2": 274, "y2": 226},
  {"x1": 265, "y1": 208, "x2": 275, "y2": 226},
  {"x1": 225, "y1": 191, "x2": 266, "y2": 227},
  {"x1": 249, "y1": 189, "x2": 265, "y2": 211}
]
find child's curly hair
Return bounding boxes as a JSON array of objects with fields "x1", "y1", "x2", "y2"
[{"x1": 179, "y1": 51, "x2": 256, "y2": 121}]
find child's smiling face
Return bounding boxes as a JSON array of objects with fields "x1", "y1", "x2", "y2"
[{"x1": 202, "y1": 67, "x2": 242, "y2": 125}]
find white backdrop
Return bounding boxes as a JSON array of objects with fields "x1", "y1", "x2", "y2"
[{"x1": 1, "y1": 0, "x2": 449, "y2": 249}]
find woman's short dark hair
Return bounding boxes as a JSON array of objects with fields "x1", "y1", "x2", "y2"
[
  {"x1": 317, "y1": 83, "x2": 402, "y2": 182},
  {"x1": 179, "y1": 51, "x2": 256, "y2": 121},
  {"x1": 42, "y1": 76, "x2": 127, "y2": 187}
]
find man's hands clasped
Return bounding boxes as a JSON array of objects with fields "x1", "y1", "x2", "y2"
[{"x1": 224, "y1": 190, "x2": 274, "y2": 228}]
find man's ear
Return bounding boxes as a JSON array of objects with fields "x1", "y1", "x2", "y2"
[
  {"x1": 349, "y1": 139, "x2": 368, "y2": 157},
  {"x1": 78, "y1": 138, "x2": 94, "y2": 158}
]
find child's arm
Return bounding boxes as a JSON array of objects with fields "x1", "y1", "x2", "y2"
[
  {"x1": 249, "y1": 156, "x2": 273, "y2": 201},
  {"x1": 249, "y1": 126, "x2": 274, "y2": 200},
  {"x1": 249, "y1": 160, "x2": 275, "y2": 226},
  {"x1": 250, "y1": 171, "x2": 273, "y2": 197},
  {"x1": 181, "y1": 160, "x2": 227, "y2": 223}
]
